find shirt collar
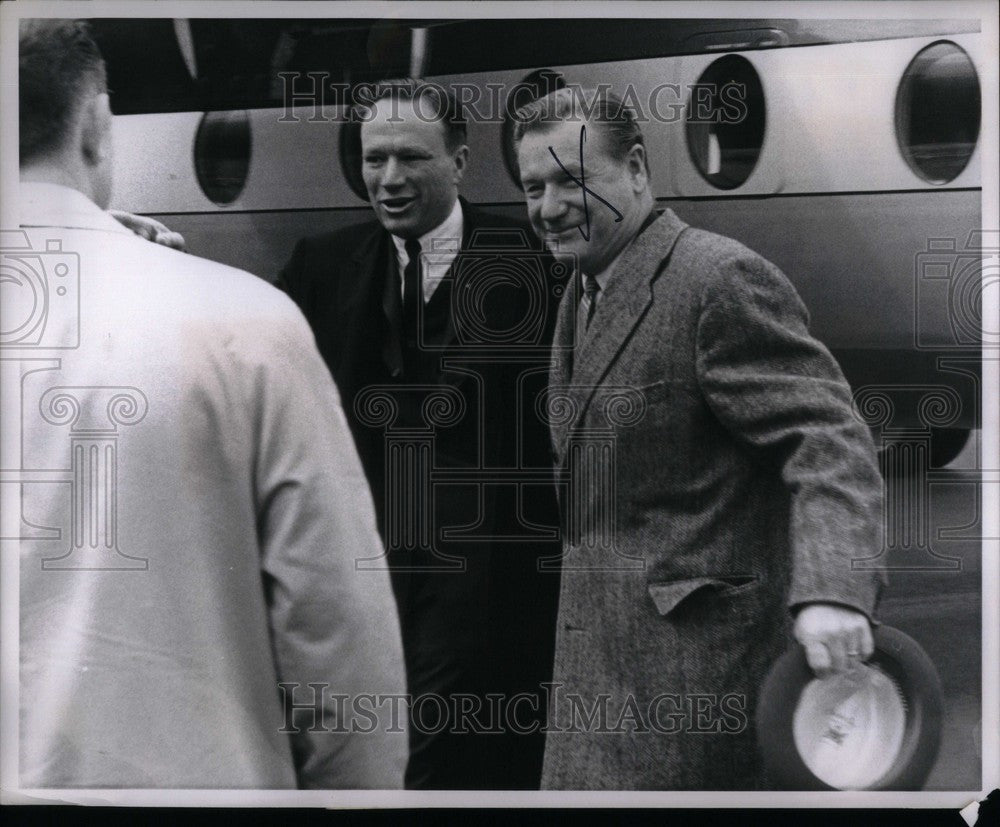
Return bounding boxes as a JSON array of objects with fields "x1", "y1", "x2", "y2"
[
  {"x1": 390, "y1": 197, "x2": 464, "y2": 264},
  {"x1": 589, "y1": 248, "x2": 624, "y2": 293},
  {"x1": 19, "y1": 181, "x2": 132, "y2": 236}
]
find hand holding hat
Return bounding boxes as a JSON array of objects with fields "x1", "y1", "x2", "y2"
[
  {"x1": 757, "y1": 624, "x2": 944, "y2": 790},
  {"x1": 793, "y1": 603, "x2": 875, "y2": 676}
]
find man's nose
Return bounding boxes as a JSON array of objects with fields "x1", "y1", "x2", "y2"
[
  {"x1": 381, "y1": 157, "x2": 405, "y2": 189},
  {"x1": 539, "y1": 188, "x2": 567, "y2": 222}
]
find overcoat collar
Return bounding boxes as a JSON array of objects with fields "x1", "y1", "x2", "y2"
[{"x1": 550, "y1": 208, "x2": 689, "y2": 461}]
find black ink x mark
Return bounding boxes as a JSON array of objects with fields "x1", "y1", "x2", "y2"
[{"x1": 548, "y1": 124, "x2": 623, "y2": 241}]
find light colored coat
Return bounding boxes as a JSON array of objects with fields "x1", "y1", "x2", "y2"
[
  {"x1": 541, "y1": 209, "x2": 884, "y2": 790},
  {"x1": 11, "y1": 183, "x2": 407, "y2": 788}
]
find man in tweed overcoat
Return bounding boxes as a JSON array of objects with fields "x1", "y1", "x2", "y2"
[{"x1": 513, "y1": 88, "x2": 886, "y2": 790}]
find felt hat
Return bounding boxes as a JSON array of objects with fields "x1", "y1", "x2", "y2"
[{"x1": 756, "y1": 625, "x2": 944, "y2": 790}]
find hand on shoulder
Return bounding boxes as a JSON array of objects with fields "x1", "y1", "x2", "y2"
[{"x1": 109, "y1": 210, "x2": 187, "y2": 252}]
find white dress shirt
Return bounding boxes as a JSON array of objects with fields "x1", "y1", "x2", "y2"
[{"x1": 390, "y1": 197, "x2": 464, "y2": 302}]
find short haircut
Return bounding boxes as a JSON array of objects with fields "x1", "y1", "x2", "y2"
[
  {"x1": 19, "y1": 19, "x2": 108, "y2": 165},
  {"x1": 512, "y1": 86, "x2": 650, "y2": 177},
  {"x1": 353, "y1": 78, "x2": 467, "y2": 151}
]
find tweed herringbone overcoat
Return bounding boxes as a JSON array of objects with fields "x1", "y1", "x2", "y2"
[{"x1": 540, "y1": 209, "x2": 885, "y2": 790}]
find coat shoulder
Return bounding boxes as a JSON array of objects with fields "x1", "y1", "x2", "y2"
[
  {"x1": 677, "y1": 226, "x2": 768, "y2": 271},
  {"x1": 675, "y1": 226, "x2": 796, "y2": 297},
  {"x1": 469, "y1": 209, "x2": 531, "y2": 230},
  {"x1": 278, "y1": 218, "x2": 386, "y2": 303},
  {"x1": 465, "y1": 207, "x2": 545, "y2": 251},
  {"x1": 294, "y1": 218, "x2": 385, "y2": 258}
]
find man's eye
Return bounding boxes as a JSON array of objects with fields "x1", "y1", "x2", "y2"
[{"x1": 363, "y1": 156, "x2": 384, "y2": 166}]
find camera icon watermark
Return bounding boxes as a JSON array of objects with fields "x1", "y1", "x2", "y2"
[
  {"x1": 353, "y1": 384, "x2": 470, "y2": 572},
  {"x1": 0, "y1": 230, "x2": 80, "y2": 350},
  {"x1": 914, "y1": 230, "x2": 999, "y2": 350},
  {"x1": 413, "y1": 227, "x2": 574, "y2": 352},
  {"x1": 539, "y1": 383, "x2": 649, "y2": 572},
  {"x1": 1, "y1": 230, "x2": 149, "y2": 570}
]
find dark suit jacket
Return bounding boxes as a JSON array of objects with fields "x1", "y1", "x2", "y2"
[
  {"x1": 278, "y1": 198, "x2": 565, "y2": 788},
  {"x1": 540, "y1": 209, "x2": 886, "y2": 790},
  {"x1": 277, "y1": 198, "x2": 562, "y2": 550}
]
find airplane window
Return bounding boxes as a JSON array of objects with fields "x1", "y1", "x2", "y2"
[
  {"x1": 501, "y1": 69, "x2": 566, "y2": 187},
  {"x1": 685, "y1": 54, "x2": 765, "y2": 190},
  {"x1": 895, "y1": 41, "x2": 981, "y2": 184},
  {"x1": 193, "y1": 110, "x2": 252, "y2": 205}
]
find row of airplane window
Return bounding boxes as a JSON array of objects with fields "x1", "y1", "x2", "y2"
[{"x1": 191, "y1": 40, "x2": 981, "y2": 206}]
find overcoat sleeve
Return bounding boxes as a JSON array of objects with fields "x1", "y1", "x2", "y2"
[
  {"x1": 240, "y1": 298, "x2": 407, "y2": 788},
  {"x1": 694, "y1": 251, "x2": 886, "y2": 620}
]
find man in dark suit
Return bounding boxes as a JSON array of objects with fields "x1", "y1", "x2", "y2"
[
  {"x1": 512, "y1": 87, "x2": 886, "y2": 789},
  {"x1": 278, "y1": 80, "x2": 563, "y2": 789}
]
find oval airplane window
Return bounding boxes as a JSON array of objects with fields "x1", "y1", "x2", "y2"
[
  {"x1": 501, "y1": 69, "x2": 566, "y2": 187},
  {"x1": 895, "y1": 41, "x2": 981, "y2": 185},
  {"x1": 686, "y1": 55, "x2": 765, "y2": 190},
  {"x1": 194, "y1": 110, "x2": 252, "y2": 206},
  {"x1": 338, "y1": 117, "x2": 369, "y2": 202}
]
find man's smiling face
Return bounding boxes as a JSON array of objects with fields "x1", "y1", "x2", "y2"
[
  {"x1": 361, "y1": 98, "x2": 468, "y2": 239},
  {"x1": 517, "y1": 118, "x2": 641, "y2": 276}
]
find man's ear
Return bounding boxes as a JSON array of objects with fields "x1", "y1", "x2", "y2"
[
  {"x1": 626, "y1": 142, "x2": 649, "y2": 192},
  {"x1": 80, "y1": 92, "x2": 112, "y2": 168},
  {"x1": 452, "y1": 144, "x2": 470, "y2": 184}
]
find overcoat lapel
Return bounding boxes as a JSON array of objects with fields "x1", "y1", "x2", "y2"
[
  {"x1": 552, "y1": 210, "x2": 689, "y2": 462},
  {"x1": 549, "y1": 278, "x2": 579, "y2": 456}
]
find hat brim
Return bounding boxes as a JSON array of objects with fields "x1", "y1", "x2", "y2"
[{"x1": 756, "y1": 624, "x2": 944, "y2": 790}]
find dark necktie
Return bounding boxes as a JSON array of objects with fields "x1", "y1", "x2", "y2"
[
  {"x1": 583, "y1": 273, "x2": 600, "y2": 329},
  {"x1": 403, "y1": 238, "x2": 422, "y2": 348}
]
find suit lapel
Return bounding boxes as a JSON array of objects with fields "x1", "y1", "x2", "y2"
[
  {"x1": 556, "y1": 209, "x2": 689, "y2": 461},
  {"x1": 379, "y1": 243, "x2": 405, "y2": 377},
  {"x1": 427, "y1": 199, "x2": 509, "y2": 392},
  {"x1": 338, "y1": 224, "x2": 397, "y2": 389},
  {"x1": 414, "y1": 199, "x2": 472, "y2": 389},
  {"x1": 435, "y1": 197, "x2": 485, "y2": 352}
]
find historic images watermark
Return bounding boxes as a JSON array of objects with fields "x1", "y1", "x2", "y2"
[
  {"x1": 914, "y1": 231, "x2": 998, "y2": 352},
  {"x1": 0, "y1": 231, "x2": 149, "y2": 570},
  {"x1": 850, "y1": 230, "x2": 998, "y2": 571},
  {"x1": 277, "y1": 77, "x2": 751, "y2": 126},
  {"x1": 279, "y1": 683, "x2": 749, "y2": 737},
  {"x1": 0, "y1": 230, "x2": 80, "y2": 350}
]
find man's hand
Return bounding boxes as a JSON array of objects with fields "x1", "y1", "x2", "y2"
[
  {"x1": 793, "y1": 603, "x2": 874, "y2": 677},
  {"x1": 109, "y1": 210, "x2": 187, "y2": 252}
]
